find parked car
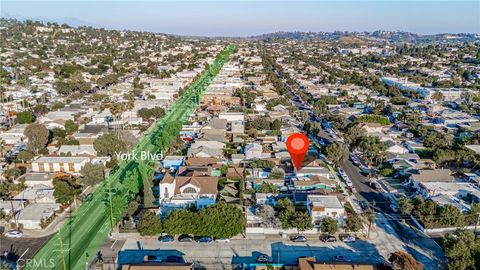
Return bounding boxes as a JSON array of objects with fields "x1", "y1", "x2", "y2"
[
  {"x1": 215, "y1": 238, "x2": 230, "y2": 243},
  {"x1": 390, "y1": 204, "x2": 399, "y2": 212},
  {"x1": 256, "y1": 254, "x2": 272, "y2": 263},
  {"x1": 165, "y1": 255, "x2": 183, "y2": 263},
  {"x1": 359, "y1": 200, "x2": 368, "y2": 210},
  {"x1": 145, "y1": 255, "x2": 162, "y2": 262},
  {"x1": 343, "y1": 236, "x2": 356, "y2": 243},
  {"x1": 320, "y1": 234, "x2": 336, "y2": 242},
  {"x1": 4, "y1": 230, "x2": 23, "y2": 238},
  {"x1": 333, "y1": 255, "x2": 351, "y2": 262},
  {"x1": 195, "y1": 236, "x2": 213, "y2": 243},
  {"x1": 158, "y1": 235, "x2": 174, "y2": 242},
  {"x1": 178, "y1": 234, "x2": 193, "y2": 242},
  {"x1": 290, "y1": 235, "x2": 307, "y2": 242}
]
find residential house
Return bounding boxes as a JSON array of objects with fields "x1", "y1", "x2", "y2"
[
  {"x1": 306, "y1": 195, "x2": 345, "y2": 227},
  {"x1": 296, "y1": 166, "x2": 332, "y2": 179},
  {"x1": 245, "y1": 143, "x2": 264, "y2": 160},
  {"x1": 31, "y1": 156, "x2": 90, "y2": 173},
  {"x1": 58, "y1": 144, "x2": 97, "y2": 156},
  {"x1": 0, "y1": 124, "x2": 28, "y2": 145},
  {"x1": 159, "y1": 173, "x2": 218, "y2": 211},
  {"x1": 162, "y1": 156, "x2": 185, "y2": 171},
  {"x1": 16, "y1": 202, "x2": 61, "y2": 229},
  {"x1": 407, "y1": 169, "x2": 455, "y2": 190},
  {"x1": 298, "y1": 257, "x2": 374, "y2": 270},
  {"x1": 292, "y1": 175, "x2": 337, "y2": 192}
]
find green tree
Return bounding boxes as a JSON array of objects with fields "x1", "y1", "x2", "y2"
[
  {"x1": 398, "y1": 197, "x2": 414, "y2": 216},
  {"x1": 138, "y1": 211, "x2": 162, "y2": 236},
  {"x1": 290, "y1": 211, "x2": 313, "y2": 232},
  {"x1": 52, "y1": 127, "x2": 67, "y2": 139},
  {"x1": 345, "y1": 213, "x2": 363, "y2": 232},
  {"x1": 443, "y1": 229, "x2": 480, "y2": 270},
  {"x1": 439, "y1": 204, "x2": 464, "y2": 227},
  {"x1": 53, "y1": 176, "x2": 82, "y2": 205},
  {"x1": 79, "y1": 163, "x2": 105, "y2": 186},
  {"x1": 24, "y1": 123, "x2": 49, "y2": 154},
  {"x1": 257, "y1": 182, "x2": 279, "y2": 194},
  {"x1": 358, "y1": 136, "x2": 387, "y2": 165},
  {"x1": 320, "y1": 217, "x2": 338, "y2": 234},
  {"x1": 16, "y1": 150, "x2": 34, "y2": 163},
  {"x1": 16, "y1": 111, "x2": 33, "y2": 124},
  {"x1": 143, "y1": 175, "x2": 155, "y2": 208},
  {"x1": 93, "y1": 133, "x2": 127, "y2": 157},
  {"x1": 64, "y1": 119, "x2": 79, "y2": 134},
  {"x1": 344, "y1": 124, "x2": 366, "y2": 148},
  {"x1": 3, "y1": 168, "x2": 22, "y2": 181},
  {"x1": 324, "y1": 142, "x2": 348, "y2": 166}
]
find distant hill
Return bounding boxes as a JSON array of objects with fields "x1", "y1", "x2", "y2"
[{"x1": 250, "y1": 31, "x2": 480, "y2": 44}]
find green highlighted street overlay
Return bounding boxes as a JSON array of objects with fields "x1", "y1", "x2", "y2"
[{"x1": 25, "y1": 44, "x2": 236, "y2": 270}]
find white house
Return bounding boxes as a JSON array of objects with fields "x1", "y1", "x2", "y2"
[
  {"x1": 306, "y1": 195, "x2": 345, "y2": 227},
  {"x1": 218, "y1": 112, "x2": 244, "y2": 122},
  {"x1": 31, "y1": 156, "x2": 90, "y2": 173},
  {"x1": 16, "y1": 202, "x2": 61, "y2": 229},
  {"x1": 245, "y1": 143, "x2": 263, "y2": 160},
  {"x1": 0, "y1": 124, "x2": 28, "y2": 145},
  {"x1": 58, "y1": 145, "x2": 97, "y2": 156},
  {"x1": 159, "y1": 173, "x2": 218, "y2": 212},
  {"x1": 91, "y1": 109, "x2": 112, "y2": 124}
]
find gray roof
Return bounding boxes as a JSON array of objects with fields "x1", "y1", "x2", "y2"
[{"x1": 308, "y1": 195, "x2": 343, "y2": 209}]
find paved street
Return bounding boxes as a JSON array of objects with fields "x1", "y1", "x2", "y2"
[{"x1": 122, "y1": 237, "x2": 391, "y2": 269}]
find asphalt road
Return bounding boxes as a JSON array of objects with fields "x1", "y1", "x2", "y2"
[
  {"x1": 121, "y1": 238, "x2": 388, "y2": 269},
  {"x1": 0, "y1": 235, "x2": 52, "y2": 267}
]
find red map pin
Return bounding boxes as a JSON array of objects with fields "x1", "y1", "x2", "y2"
[{"x1": 286, "y1": 133, "x2": 309, "y2": 171}]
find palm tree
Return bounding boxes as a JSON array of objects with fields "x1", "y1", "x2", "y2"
[{"x1": 364, "y1": 207, "x2": 376, "y2": 239}]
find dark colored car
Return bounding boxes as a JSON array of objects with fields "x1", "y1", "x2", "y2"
[
  {"x1": 195, "y1": 236, "x2": 213, "y2": 243},
  {"x1": 165, "y1": 255, "x2": 184, "y2": 263},
  {"x1": 145, "y1": 255, "x2": 162, "y2": 262},
  {"x1": 359, "y1": 200, "x2": 368, "y2": 210},
  {"x1": 178, "y1": 234, "x2": 193, "y2": 242},
  {"x1": 158, "y1": 235, "x2": 174, "y2": 242},
  {"x1": 256, "y1": 254, "x2": 272, "y2": 263},
  {"x1": 290, "y1": 235, "x2": 307, "y2": 242}
]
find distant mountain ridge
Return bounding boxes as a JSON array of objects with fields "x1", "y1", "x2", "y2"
[{"x1": 249, "y1": 31, "x2": 480, "y2": 44}]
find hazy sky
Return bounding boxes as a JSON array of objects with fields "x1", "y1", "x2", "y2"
[{"x1": 1, "y1": 1, "x2": 479, "y2": 36}]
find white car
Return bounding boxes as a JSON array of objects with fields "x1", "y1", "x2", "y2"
[
  {"x1": 5, "y1": 230, "x2": 23, "y2": 238},
  {"x1": 343, "y1": 236, "x2": 356, "y2": 243},
  {"x1": 215, "y1": 238, "x2": 230, "y2": 243}
]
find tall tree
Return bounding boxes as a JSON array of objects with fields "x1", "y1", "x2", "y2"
[
  {"x1": 24, "y1": 123, "x2": 49, "y2": 154},
  {"x1": 93, "y1": 133, "x2": 127, "y2": 157},
  {"x1": 320, "y1": 217, "x2": 338, "y2": 234},
  {"x1": 324, "y1": 142, "x2": 348, "y2": 167},
  {"x1": 53, "y1": 176, "x2": 82, "y2": 205},
  {"x1": 79, "y1": 163, "x2": 105, "y2": 186},
  {"x1": 137, "y1": 211, "x2": 162, "y2": 236},
  {"x1": 388, "y1": 251, "x2": 423, "y2": 270}
]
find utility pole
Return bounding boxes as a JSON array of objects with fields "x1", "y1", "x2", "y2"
[{"x1": 474, "y1": 212, "x2": 480, "y2": 239}]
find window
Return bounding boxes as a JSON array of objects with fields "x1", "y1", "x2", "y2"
[
  {"x1": 164, "y1": 187, "x2": 169, "y2": 198},
  {"x1": 183, "y1": 187, "x2": 197, "y2": 194}
]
